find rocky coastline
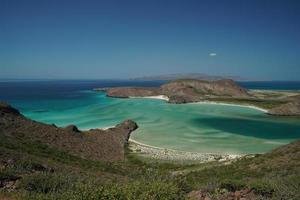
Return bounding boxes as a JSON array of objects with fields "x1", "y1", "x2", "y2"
[
  {"x1": 0, "y1": 102, "x2": 138, "y2": 161},
  {"x1": 95, "y1": 79, "x2": 300, "y2": 116}
]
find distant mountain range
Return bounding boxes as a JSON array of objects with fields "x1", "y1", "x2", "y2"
[{"x1": 131, "y1": 73, "x2": 248, "y2": 81}]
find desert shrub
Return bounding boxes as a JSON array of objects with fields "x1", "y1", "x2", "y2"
[
  {"x1": 271, "y1": 176, "x2": 300, "y2": 200},
  {"x1": 8, "y1": 159, "x2": 51, "y2": 174},
  {"x1": 248, "y1": 180, "x2": 274, "y2": 197},
  {"x1": 20, "y1": 176, "x2": 184, "y2": 200},
  {"x1": 19, "y1": 172, "x2": 74, "y2": 194},
  {"x1": 126, "y1": 180, "x2": 182, "y2": 200},
  {"x1": 0, "y1": 170, "x2": 16, "y2": 180},
  {"x1": 55, "y1": 178, "x2": 183, "y2": 200},
  {"x1": 219, "y1": 179, "x2": 246, "y2": 192}
]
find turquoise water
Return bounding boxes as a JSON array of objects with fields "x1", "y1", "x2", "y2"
[{"x1": 11, "y1": 90, "x2": 300, "y2": 154}]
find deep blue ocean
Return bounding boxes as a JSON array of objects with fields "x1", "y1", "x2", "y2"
[
  {"x1": 0, "y1": 80, "x2": 166, "y2": 101},
  {"x1": 1, "y1": 80, "x2": 300, "y2": 101},
  {"x1": 238, "y1": 81, "x2": 300, "y2": 90}
]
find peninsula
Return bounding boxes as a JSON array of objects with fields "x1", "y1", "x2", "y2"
[{"x1": 95, "y1": 79, "x2": 300, "y2": 116}]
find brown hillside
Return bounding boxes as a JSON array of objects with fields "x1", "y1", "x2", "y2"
[{"x1": 0, "y1": 102, "x2": 138, "y2": 161}]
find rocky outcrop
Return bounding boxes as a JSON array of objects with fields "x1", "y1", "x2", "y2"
[
  {"x1": 268, "y1": 95, "x2": 300, "y2": 116},
  {"x1": 0, "y1": 102, "x2": 20, "y2": 115},
  {"x1": 161, "y1": 79, "x2": 249, "y2": 97},
  {"x1": 65, "y1": 125, "x2": 81, "y2": 132},
  {"x1": 101, "y1": 79, "x2": 251, "y2": 103},
  {"x1": 0, "y1": 174, "x2": 21, "y2": 191},
  {"x1": 161, "y1": 79, "x2": 250, "y2": 103},
  {"x1": 0, "y1": 102, "x2": 138, "y2": 161}
]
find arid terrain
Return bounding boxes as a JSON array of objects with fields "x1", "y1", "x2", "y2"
[
  {"x1": 0, "y1": 102, "x2": 138, "y2": 161},
  {"x1": 96, "y1": 79, "x2": 300, "y2": 116},
  {"x1": 0, "y1": 102, "x2": 299, "y2": 199}
]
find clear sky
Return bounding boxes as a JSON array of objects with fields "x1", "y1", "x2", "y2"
[{"x1": 1, "y1": 0, "x2": 300, "y2": 80}]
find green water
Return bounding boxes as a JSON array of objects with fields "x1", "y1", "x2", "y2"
[{"x1": 21, "y1": 91, "x2": 300, "y2": 154}]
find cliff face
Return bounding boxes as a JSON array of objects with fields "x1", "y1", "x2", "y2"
[
  {"x1": 103, "y1": 79, "x2": 251, "y2": 103},
  {"x1": 0, "y1": 102, "x2": 138, "y2": 161}
]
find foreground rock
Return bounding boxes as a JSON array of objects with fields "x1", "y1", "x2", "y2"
[
  {"x1": 0, "y1": 102, "x2": 138, "y2": 161},
  {"x1": 100, "y1": 79, "x2": 251, "y2": 103}
]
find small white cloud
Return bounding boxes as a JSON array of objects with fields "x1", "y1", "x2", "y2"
[{"x1": 209, "y1": 53, "x2": 217, "y2": 57}]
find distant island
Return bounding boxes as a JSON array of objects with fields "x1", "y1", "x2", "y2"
[
  {"x1": 96, "y1": 79, "x2": 300, "y2": 116},
  {"x1": 131, "y1": 73, "x2": 248, "y2": 81}
]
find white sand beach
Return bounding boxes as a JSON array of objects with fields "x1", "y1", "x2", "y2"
[
  {"x1": 129, "y1": 95, "x2": 268, "y2": 112},
  {"x1": 83, "y1": 96, "x2": 270, "y2": 162},
  {"x1": 129, "y1": 95, "x2": 169, "y2": 101},
  {"x1": 129, "y1": 139, "x2": 244, "y2": 163},
  {"x1": 191, "y1": 101, "x2": 269, "y2": 113}
]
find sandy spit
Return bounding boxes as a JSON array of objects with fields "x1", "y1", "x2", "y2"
[
  {"x1": 129, "y1": 96, "x2": 268, "y2": 112},
  {"x1": 190, "y1": 101, "x2": 268, "y2": 113}
]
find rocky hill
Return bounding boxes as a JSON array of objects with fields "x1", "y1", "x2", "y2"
[
  {"x1": 161, "y1": 79, "x2": 250, "y2": 103},
  {"x1": 97, "y1": 79, "x2": 300, "y2": 116},
  {"x1": 101, "y1": 79, "x2": 251, "y2": 103},
  {"x1": 268, "y1": 95, "x2": 300, "y2": 116},
  {"x1": 0, "y1": 102, "x2": 138, "y2": 161}
]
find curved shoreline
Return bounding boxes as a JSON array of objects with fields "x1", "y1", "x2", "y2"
[
  {"x1": 129, "y1": 139, "x2": 245, "y2": 162},
  {"x1": 90, "y1": 95, "x2": 267, "y2": 161},
  {"x1": 126, "y1": 96, "x2": 265, "y2": 161},
  {"x1": 82, "y1": 126, "x2": 245, "y2": 162},
  {"x1": 109, "y1": 95, "x2": 265, "y2": 161},
  {"x1": 127, "y1": 95, "x2": 268, "y2": 113},
  {"x1": 190, "y1": 101, "x2": 268, "y2": 113}
]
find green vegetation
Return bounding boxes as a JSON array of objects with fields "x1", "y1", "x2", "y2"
[{"x1": 0, "y1": 132, "x2": 299, "y2": 199}]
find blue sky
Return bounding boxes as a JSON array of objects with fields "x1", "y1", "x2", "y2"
[{"x1": 1, "y1": 0, "x2": 300, "y2": 80}]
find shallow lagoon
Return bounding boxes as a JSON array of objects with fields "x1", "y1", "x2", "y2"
[{"x1": 11, "y1": 90, "x2": 300, "y2": 154}]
